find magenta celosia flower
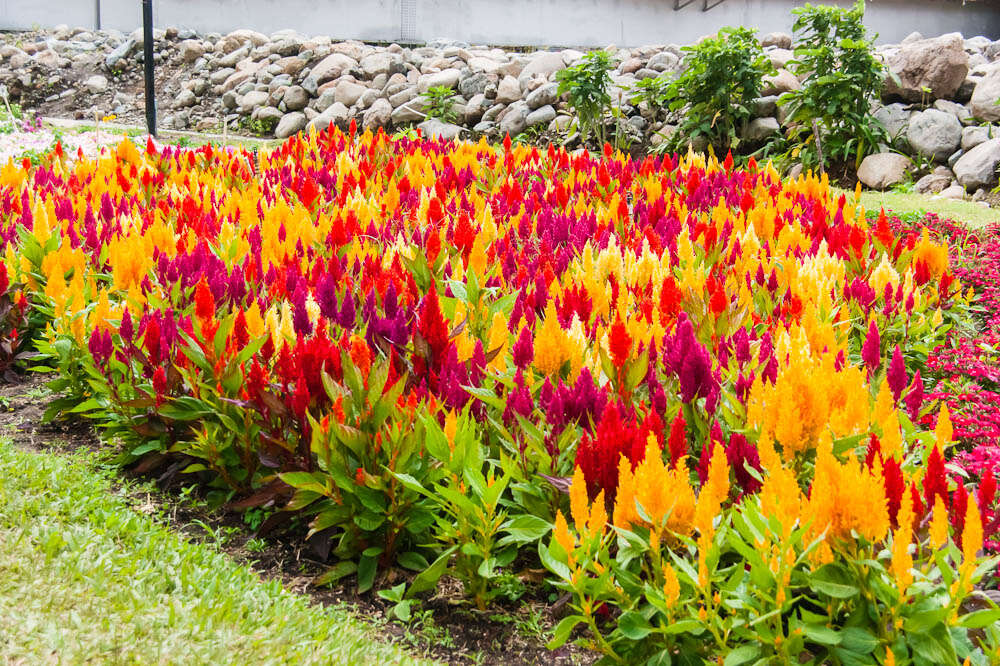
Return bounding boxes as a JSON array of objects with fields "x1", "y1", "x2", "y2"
[
  {"x1": 861, "y1": 320, "x2": 881, "y2": 375},
  {"x1": 887, "y1": 345, "x2": 908, "y2": 401},
  {"x1": 512, "y1": 326, "x2": 534, "y2": 370}
]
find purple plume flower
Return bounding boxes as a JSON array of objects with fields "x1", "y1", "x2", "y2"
[
  {"x1": 887, "y1": 345, "x2": 908, "y2": 401},
  {"x1": 861, "y1": 320, "x2": 881, "y2": 375}
]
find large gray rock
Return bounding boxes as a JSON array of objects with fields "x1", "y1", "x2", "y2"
[
  {"x1": 914, "y1": 173, "x2": 952, "y2": 195},
  {"x1": 526, "y1": 82, "x2": 558, "y2": 110},
  {"x1": 526, "y1": 104, "x2": 557, "y2": 127},
  {"x1": 761, "y1": 69, "x2": 799, "y2": 96},
  {"x1": 882, "y1": 33, "x2": 969, "y2": 102},
  {"x1": 239, "y1": 90, "x2": 270, "y2": 113},
  {"x1": 104, "y1": 38, "x2": 135, "y2": 68},
  {"x1": 744, "y1": 117, "x2": 780, "y2": 142},
  {"x1": 334, "y1": 80, "x2": 366, "y2": 107},
  {"x1": 970, "y1": 69, "x2": 1000, "y2": 121},
  {"x1": 283, "y1": 85, "x2": 310, "y2": 111},
  {"x1": 518, "y1": 51, "x2": 566, "y2": 81},
  {"x1": 391, "y1": 97, "x2": 427, "y2": 124},
  {"x1": 962, "y1": 124, "x2": 995, "y2": 151},
  {"x1": 173, "y1": 89, "x2": 197, "y2": 108},
  {"x1": 84, "y1": 74, "x2": 108, "y2": 94},
  {"x1": 310, "y1": 53, "x2": 358, "y2": 84},
  {"x1": 953, "y1": 138, "x2": 1000, "y2": 190},
  {"x1": 933, "y1": 99, "x2": 972, "y2": 125},
  {"x1": 178, "y1": 39, "x2": 205, "y2": 63},
  {"x1": 874, "y1": 103, "x2": 912, "y2": 146},
  {"x1": 418, "y1": 118, "x2": 464, "y2": 141},
  {"x1": 499, "y1": 101, "x2": 530, "y2": 136},
  {"x1": 307, "y1": 101, "x2": 350, "y2": 132},
  {"x1": 646, "y1": 51, "x2": 679, "y2": 72},
  {"x1": 418, "y1": 69, "x2": 461, "y2": 92},
  {"x1": 857, "y1": 153, "x2": 913, "y2": 190},
  {"x1": 459, "y1": 72, "x2": 493, "y2": 99},
  {"x1": 496, "y1": 75, "x2": 521, "y2": 104},
  {"x1": 360, "y1": 52, "x2": 400, "y2": 77},
  {"x1": 907, "y1": 108, "x2": 962, "y2": 161},
  {"x1": 363, "y1": 97, "x2": 393, "y2": 129},
  {"x1": 275, "y1": 111, "x2": 307, "y2": 139},
  {"x1": 760, "y1": 32, "x2": 793, "y2": 49}
]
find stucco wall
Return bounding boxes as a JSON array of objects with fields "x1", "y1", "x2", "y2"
[{"x1": 3, "y1": 0, "x2": 999, "y2": 46}]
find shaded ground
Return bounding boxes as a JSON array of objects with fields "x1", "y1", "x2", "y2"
[{"x1": 0, "y1": 373, "x2": 593, "y2": 666}]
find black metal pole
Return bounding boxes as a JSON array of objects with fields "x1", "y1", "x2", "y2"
[
  {"x1": 95, "y1": 0, "x2": 101, "y2": 31},
  {"x1": 143, "y1": 0, "x2": 156, "y2": 137}
]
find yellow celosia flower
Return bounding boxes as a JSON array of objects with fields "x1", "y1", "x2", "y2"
[
  {"x1": 533, "y1": 301, "x2": 569, "y2": 375},
  {"x1": 929, "y1": 496, "x2": 949, "y2": 551},
  {"x1": 613, "y1": 437, "x2": 696, "y2": 538},
  {"x1": 553, "y1": 510, "x2": 575, "y2": 557},
  {"x1": 962, "y1": 498, "x2": 983, "y2": 565},
  {"x1": 662, "y1": 563, "x2": 680, "y2": 607},
  {"x1": 569, "y1": 466, "x2": 589, "y2": 530},
  {"x1": 890, "y1": 491, "x2": 914, "y2": 596},
  {"x1": 935, "y1": 405, "x2": 953, "y2": 449},
  {"x1": 807, "y1": 443, "x2": 889, "y2": 545}
]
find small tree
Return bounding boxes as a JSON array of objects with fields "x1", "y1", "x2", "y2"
[
  {"x1": 666, "y1": 27, "x2": 775, "y2": 153},
  {"x1": 779, "y1": 0, "x2": 888, "y2": 171},
  {"x1": 555, "y1": 50, "x2": 613, "y2": 146}
]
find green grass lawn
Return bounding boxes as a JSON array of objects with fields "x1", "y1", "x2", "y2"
[
  {"x1": 0, "y1": 438, "x2": 434, "y2": 665},
  {"x1": 844, "y1": 189, "x2": 1000, "y2": 229}
]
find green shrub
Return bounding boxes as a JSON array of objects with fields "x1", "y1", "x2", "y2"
[
  {"x1": 779, "y1": 0, "x2": 888, "y2": 171},
  {"x1": 666, "y1": 27, "x2": 775, "y2": 153},
  {"x1": 423, "y1": 85, "x2": 460, "y2": 124},
  {"x1": 555, "y1": 50, "x2": 614, "y2": 145}
]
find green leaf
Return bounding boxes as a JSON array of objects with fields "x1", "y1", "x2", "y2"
[
  {"x1": 547, "y1": 614, "x2": 585, "y2": 649},
  {"x1": 958, "y1": 608, "x2": 1000, "y2": 629},
  {"x1": 356, "y1": 553, "x2": 378, "y2": 594},
  {"x1": 314, "y1": 560, "x2": 357, "y2": 587},
  {"x1": 723, "y1": 645, "x2": 761, "y2": 666},
  {"x1": 839, "y1": 627, "x2": 878, "y2": 654},
  {"x1": 498, "y1": 514, "x2": 552, "y2": 546},
  {"x1": 407, "y1": 545, "x2": 457, "y2": 597},
  {"x1": 618, "y1": 611, "x2": 653, "y2": 640},
  {"x1": 397, "y1": 551, "x2": 429, "y2": 572},
  {"x1": 809, "y1": 563, "x2": 859, "y2": 599},
  {"x1": 803, "y1": 623, "x2": 841, "y2": 646}
]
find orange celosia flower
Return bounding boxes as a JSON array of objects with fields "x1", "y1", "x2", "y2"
[
  {"x1": 929, "y1": 496, "x2": 949, "y2": 551},
  {"x1": 662, "y1": 562, "x2": 680, "y2": 607},
  {"x1": 890, "y1": 490, "x2": 915, "y2": 596},
  {"x1": 807, "y1": 443, "x2": 890, "y2": 546},
  {"x1": 613, "y1": 436, "x2": 696, "y2": 538}
]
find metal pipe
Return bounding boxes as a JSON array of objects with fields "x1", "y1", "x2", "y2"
[
  {"x1": 94, "y1": 0, "x2": 101, "y2": 31},
  {"x1": 143, "y1": 0, "x2": 156, "y2": 137}
]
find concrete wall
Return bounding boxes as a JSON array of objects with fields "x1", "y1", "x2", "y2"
[{"x1": 3, "y1": 0, "x2": 999, "y2": 46}]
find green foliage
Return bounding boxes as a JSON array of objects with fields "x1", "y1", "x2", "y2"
[
  {"x1": 555, "y1": 50, "x2": 614, "y2": 145},
  {"x1": 779, "y1": 0, "x2": 888, "y2": 171},
  {"x1": 629, "y1": 75, "x2": 673, "y2": 122},
  {"x1": 423, "y1": 85, "x2": 460, "y2": 124},
  {"x1": 666, "y1": 27, "x2": 775, "y2": 153}
]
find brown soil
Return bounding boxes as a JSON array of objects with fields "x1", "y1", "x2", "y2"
[{"x1": 0, "y1": 372, "x2": 595, "y2": 666}]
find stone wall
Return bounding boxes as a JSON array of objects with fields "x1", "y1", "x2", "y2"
[{"x1": 2, "y1": 25, "x2": 1000, "y2": 197}]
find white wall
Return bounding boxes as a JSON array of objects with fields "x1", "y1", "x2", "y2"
[{"x1": 3, "y1": 0, "x2": 999, "y2": 46}]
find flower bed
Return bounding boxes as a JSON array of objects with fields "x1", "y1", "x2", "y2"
[{"x1": 1, "y1": 127, "x2": 998, "y2": 662}]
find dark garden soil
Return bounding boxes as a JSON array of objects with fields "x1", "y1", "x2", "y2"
[{"x1": 0, "y1": 371, "x2": 595, "y2": 666}]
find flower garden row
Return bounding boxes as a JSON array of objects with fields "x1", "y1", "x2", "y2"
[{"x1": 0, "y1": 126, "x2": 998, "y2": 663}]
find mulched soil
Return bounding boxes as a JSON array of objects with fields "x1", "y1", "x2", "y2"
[{"x1": 0, "y1": 371, "x2": 595, "y2": 666}]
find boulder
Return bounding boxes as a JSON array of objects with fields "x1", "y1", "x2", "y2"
[
  {"x1": 418, "y1": 118, "x2": 463, "y2": 140},
  {"x1": 914, "y1": 173, "x2": 952, "y2": 195},
  {"x1": 873, "y1": 103, "x2": 911, "y2": 147},
  {"x1": 526, "y1": 82, "x2": 558, "y2": 110},
  {"x1": 882, "y1": 33, "x2": 968, "y2": 102},
  {"x1": 178, "y1": 39, "x2": 205, "y2": 63},
  {"x1": 418, "y1": 69, "x2": 461, "y2": 92},
  {"x1": 173, "y1": 89, "x2": 197, "y2": 108},
  {"x1": 953, "y1": 138, "x2": 1000, "y2": 189},
  {"x1": 518, "y1": 51, "x2": 566, "y2": 81},
  {"x1": 744, "y1": 117, "x2": 780, "y2": 142},
  {"x1": 360, "y1": 53, "x2": 400, "y2": 78},
  {"x1": 647, "y1": 51, "x2": 679, "y2": 72},
  {"x1": 761, "y1": 69, "x2": 799, "y2": 96},
  {"x1": 275, "y1": 111, "x2": 307, "y2": 139},
  {"x1": 363, "y1": 97, "x2": 393, "y2": 129},
  {"x1": 499, "y1": 101, "x2": 530, "y2": 136},
  {"x1": 310, "y1": 53, "x2": 358, "y2": 84},
  {"x1": 962, "y1": 125, "x2": 994, "y2": 151},
  {"x1": 760, "y1": 32, "x2": 793, "y2": 49},
  {"x1": 459, "y1": 72, "x2": 493, "y2": 98},
  {"x1": 857, "y1": 153, "x2": 912, "y2": 190},
  {"x1": 307, "y1": 101, "x2": 350, "y2": 132},
  {"x1": 496, "y1": 75, "x2": 521, "y2": 104},
  {"x1": 526, "y1": 104, "x2": 557, "y2": 128},
  {"x1": 933, "y1": 99, "x2": 972, "y2": 125},
  {"x1": 391, "y1": 98, "x2": 427, "y2": 124},
  {"x1": 239, "y1": 90, "x2": 269, "y2": 113},
  {"x1": 937, "y1": 184, "x2": 966, "y2": 200},
  {"x1": 282, "y1": 85, "x2": 310, "y2": 111},
  {"x1": 907, "y1": 108, "x2": 962, "y2": 161},
  {"x1": 970, "y1": 69, "x2": 1000, "y2": 121},
  {"x1": 334, "y1": 80, "x2": 366, "y2": 107},
  {"x1": 84, "y1": 74, "x2": 108, "y2": 94}
]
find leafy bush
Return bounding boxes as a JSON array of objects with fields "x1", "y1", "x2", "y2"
[
  {"x1": 665, "y1": 26, "x2": 775, "y2": 153},
  {"x1": 423, "y1": 85, "x2": 460, "y2": 124},
  {"x1": 555, "y1": 50, "x2": 614, "y2": 145},
  {"x1": 779, "y1": 0, "x2": 888, "y2": 170}
]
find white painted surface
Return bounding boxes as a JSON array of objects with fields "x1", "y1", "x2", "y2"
[{"x1": 3, "y1": 0, "x2": 999, "y2": 46}]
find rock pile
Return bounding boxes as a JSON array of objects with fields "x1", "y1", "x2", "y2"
[{"x1": 3, "y1": 25, "x2": 1000, "y2": 197}]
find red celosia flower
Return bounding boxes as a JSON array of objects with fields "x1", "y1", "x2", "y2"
[
  {"x1": 194, "y1": 278, "x2": 215, "y2": 323},
  {"x1": 924, "y1": 444, "x2": 949, "y2": 510},
  {"x1": 417, "y1": 285, "x2": 450, "y2": 360},
  {"x1": 608, "y1": 315, "x2": 632, "y2": 370},
  {"x1": 152, "y1": 366, "x2": 167, "y2": 406},
  {"x1": 667, "y1": 408, "x2": 687, "y2": 469},
  {"x1": 881, "y1": 455, "x2": 906, "y2": 529},
  {"x1": 887, "y1": 345, "x2": 908, "y2": 401}
]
